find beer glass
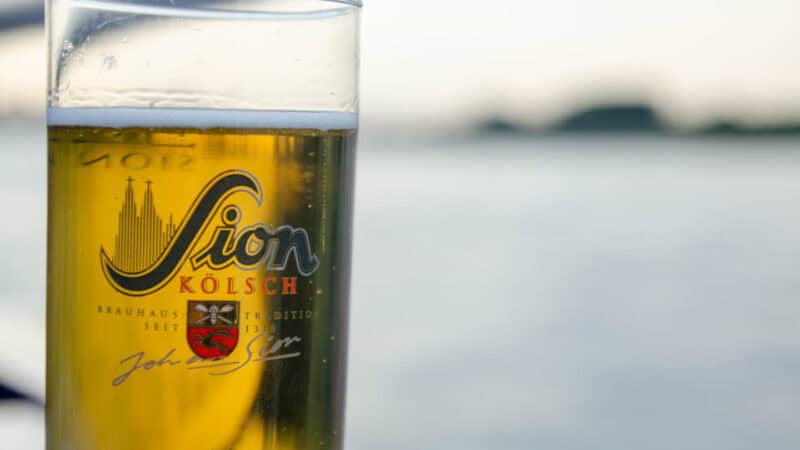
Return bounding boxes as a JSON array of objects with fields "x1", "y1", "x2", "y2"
[{"x1": 46, "y1": 1, "x2": 360, "y2": 449}]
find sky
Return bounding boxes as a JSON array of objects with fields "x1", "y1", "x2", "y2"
[
  {"x1": 1, "y1": 0, "x2": 800, "y2": 131},
  {"x1": 359, "y1": 0, "x2": 800, "y2": 130}
]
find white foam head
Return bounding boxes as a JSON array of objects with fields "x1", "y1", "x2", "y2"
[{"x1": 47, "y1": 107, "x2": 358, "y2": 130}]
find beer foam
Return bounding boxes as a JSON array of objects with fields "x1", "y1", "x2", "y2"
[{"x1": 47, "y1": 107, "x2": 358, "y2": 130}]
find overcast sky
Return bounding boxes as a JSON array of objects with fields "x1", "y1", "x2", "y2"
[
  {"x1": 1, "y1": 0, "x2": 799, "y2": 130},
  {"x1": 360, "y1": 0, "x2": 800, "y2": 130}
]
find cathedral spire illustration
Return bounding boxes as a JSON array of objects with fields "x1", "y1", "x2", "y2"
[{"x1": 112, "y1": 178, "x2": 176, "y2": 272}]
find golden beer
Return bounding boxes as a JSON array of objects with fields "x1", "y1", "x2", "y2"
[{"x1": 47, "y1": 108, "x2": 356, "y2": 450}]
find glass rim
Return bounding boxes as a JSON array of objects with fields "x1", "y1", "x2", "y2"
[
  {"x1": 64, "y1": 0, "x2": 362, "y2": 20},
  {"x1": 323, "y1": 0, "x2": 363, "y2": 6}
]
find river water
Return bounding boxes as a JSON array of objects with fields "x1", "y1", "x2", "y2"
[{"x1": 2, "y1": 124, "x2": 800, "y2": 450}]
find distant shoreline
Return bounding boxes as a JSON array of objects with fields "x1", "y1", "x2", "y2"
[{"x1": 479, "y1": 104, "x2": 800, "y2": 137}]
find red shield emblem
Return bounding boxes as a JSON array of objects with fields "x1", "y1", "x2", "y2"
[{"x1": 187, "y1": 301, "x2": 239, "y2": 359}]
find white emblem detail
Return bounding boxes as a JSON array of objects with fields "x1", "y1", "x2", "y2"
[{"x1": 193, "y1": 303, "x2": 234, "y2": 325}]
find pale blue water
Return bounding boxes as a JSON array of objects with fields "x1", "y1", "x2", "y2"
[{"x1": 2, "y1": 124, "x2": 800, "y2": 450}]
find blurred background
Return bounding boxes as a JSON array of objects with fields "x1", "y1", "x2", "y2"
[{"x1": 3, "y1": 0, "x2": 800, "y2": 449}]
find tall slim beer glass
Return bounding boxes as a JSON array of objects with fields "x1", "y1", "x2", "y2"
[{"x1": 46, "y1": 1, "x2": 361, "y2": 449}]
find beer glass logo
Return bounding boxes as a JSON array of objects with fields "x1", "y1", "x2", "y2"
[
  {"x1": 107, "y1": 177, "x2": 178, "y2": 273},
  {"x1": 186, "y1": 301, "x2": 240, "y2": 359},
  {"x1": 100, "y1": 170, "x2": 320, "y2": 296}
]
